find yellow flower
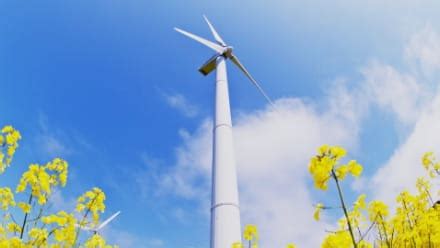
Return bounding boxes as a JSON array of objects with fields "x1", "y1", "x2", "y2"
[
  {"x1": 0, "y1": 125, "x2": 21, "y2": 173},
  {"x1": 45, "y1": 158, "x2": 69, "y2": 187},
  {"x1": 76, "y1": 187, "x2": 106, "y2": 225},
  {"x1": 330, "y1": 146, "x2": 346, "y2": 159},
  {"x1": 358, "y1": 240, "x2": 373, "y2": 248},
  {"x1": 422, "y1": 152, "x2": 434, "y2": 169},
  {"x1": 335, "y1": 165, "x2": 349, "y2": 180},
  {"x1": 347, "y1": 160, "x2": 363, "y2": 177},
  {"x1": 231, "y1": 242, "x2": 244, "y2": 248},
  {"x1": 368, "y1": 200, "x2": 388, "y2": 221},
  {"x1": 17, "y1": 202, "x2": 31, "y2": 214},
  {"x1": 308, "y1": 156, "x2": 334, "y2": 190},
  {"x1": 29, "y1": 228, "x2": 49, "y2": 246},
  {"x1": 1, "y1": 126, "x2": 14, "y2": 133},
  {"x1": 286, "y1": 243, "x2": 296, "y2": 248},
  {"x1": 16, "y1": 164, "x2": 50, "y2": 205},
  {"x1": 0, "y1": 187, "x2": 15, "y2": 210},
  {"x1": 322, "y1": 231, "x2": 352, "y2": 248},
  {"x1": 318, "y1": 144, "x2": 330, "y2": 155},
  {"x1": 243, "y1": 224, "x2": 258, "y2": 241},
  {"x1": 16, "y1": 158, "x2": 68, "y2": 205},
  {"x1": 7, "y1": 237, "x2": 25, "y2": 247},
  {"x1": 7, "y1": 223, "x2": 21, "y2": 233},
  {"x1": 42, "y1": 211, "x2": 77, "y2": 245},
  {"x1": 84, "y1": 234, "x2": 114, "y2": 248},
  {"x1": 416, "y1": 177, "x2": 430, "y2": 194},
  {"x1": 353, "y1": 194, "x2": 367, "y2": 210},
  {"x1": 314, "y1": 203, "x2": 324, "y2": 221}
]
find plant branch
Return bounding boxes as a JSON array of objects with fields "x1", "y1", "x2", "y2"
[
  {"x1": 19, "y1": 194, "x2": 33, "y2": 239},
  {"x1": 332, "y1": 169, "x2": 358, "y2": 248}
]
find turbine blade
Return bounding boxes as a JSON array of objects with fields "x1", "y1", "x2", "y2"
[
  {"x1": 97, "y1": 211, "x2": 121, "y2": 230},
  {"x1": 203, "y1": 15, "x2": 226, "y2": 46},
  {"x1": 74, "y1": 223, "x2": 93, "y2": 231},
  {"x1": 174, "y1": 27, "x2": 224, "y2": 54},
  {"x1": 230, "y1": 55, "x2": 275, "y2": 106}
]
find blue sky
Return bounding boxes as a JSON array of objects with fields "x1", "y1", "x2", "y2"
[{"x1": 2, "y1": 1, "x2": 440, "y2": 247}]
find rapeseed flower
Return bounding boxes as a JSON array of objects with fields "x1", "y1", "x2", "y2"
[
  {"x1": 313, "y1": 203, "x2": 324, "y2": 221},
  {"x1": 0, "y1": 187, "x2": 15, "y2": 210}
]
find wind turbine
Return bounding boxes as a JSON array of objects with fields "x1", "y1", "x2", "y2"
[
  {"x1": 175, "y1": 16, "x2": 273, "y2": 248},
  {"x1": 77, "y1": 211, "x2": 121, "y2": 234}
]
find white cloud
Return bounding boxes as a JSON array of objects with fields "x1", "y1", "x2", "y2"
[
  {"x1": 34, "y1": 113, "x2": 94, "y2": 159},
  {"x1": 134, "y1": 153, "x2": 165, "y2": 199},
  {"x1": 48, "y1": 190, "x2": 76, "y2": 212},
  {"x1": 366, "y1": 26, "x2": 440, "y2": 206},
  {"x1": 162, "y1": 93, "x2": 199, "y2": 118},
  {"x1": 370, "y1": 93, "x2": 440, "y2": 205},
  {"x1": 36, "y1": 114, "x2": 73, "y2": 157},
  {"x1": 405, "y1": 24, "x2": 440, "y2": 76},
  {"x1": 361, "y1": 61, "x2": 426, "y2": 125},
  {"x1": 102, "y1": 226, "x2": 163, "y2": 248},
  {"x1": 157, "y1": 120, "x2": 212, "y2": 201}
]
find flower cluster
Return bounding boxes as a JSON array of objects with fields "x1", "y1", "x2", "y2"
[
  {"x1": 0, "y1": 187, "x2": 15, "y2": 210},
  {"x1": 42, "y1": 211, "x2": 77, "y2": 246},
  {"x1": 311, "y1": 146, "x2": 440, "y2": 248},
  {"x1": 84, "y1": 234, "x2": 113, "y2": 248},
  {"x1": 0, "y1": 125, "x2": 116, "y2": 247},
  {"x1": 16, "y1": 158, "x2": 69, "y2": 205},
  {"x1": 422, "y1": 151, "x2": 440, "y2": 178},
  {"x1": 232, "y1": 224, "x2": 259, "y2": 248},
  {"x1": 309, "y1": 145, "x2": 362, "y2": 190},
  {"x1": 232, "y1": 224, "x2": 297, "y2": 248},
  {"x1": 76, "y1": 187, "x2": 106, "y2": 226},
  {"x1": 0, "y1": 125, "x2": 21, "y2": 173}
]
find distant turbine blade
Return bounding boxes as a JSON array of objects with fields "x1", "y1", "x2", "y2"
[
  {"x1": 74, "y1": 223, "x2": 93, "y2": 231},
  {"x1": 203, "y1": 15, "x2": 226, "y2": 46},
  {"x1": 230, "y1": 55, "x2": 275, "y2": 107},
  {"x1": 97, "y1": 211, "x2": 121, "y2": 230},
  {"x1": 174, "y1": 27, "x2": 224, "y2": 54}
]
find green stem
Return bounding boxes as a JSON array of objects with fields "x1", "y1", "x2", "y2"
[
  {"x1": 379, "y1": 214, "x2": 391, "y2": 248},
  {"x1": 332, "y1": 169, "x2": 358, "y2": 248},
  {"x1": 73, "y1": 193, "x2": 100, "y2": 247},
  {"x1": 73, "y1": 206, "x2": 92, "y2": 248},
  {"x1": 401, "y1": 200, "x2": 417, "y2": 247},
  {"x1": 19, "y1": 194, "x2": 33, "y2": 239}
]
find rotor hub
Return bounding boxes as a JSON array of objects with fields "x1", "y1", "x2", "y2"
[{"x1": 223, "y1": 46, "x2": 233, "y2": 58}]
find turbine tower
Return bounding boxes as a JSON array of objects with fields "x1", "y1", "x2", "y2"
[{"x1": 175, "y1": 16, "x2": 273, "y2": 248}]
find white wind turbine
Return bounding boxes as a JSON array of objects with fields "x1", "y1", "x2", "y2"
[{"x1": 175, "y1": 16, "x2": 274, "y2": 248}]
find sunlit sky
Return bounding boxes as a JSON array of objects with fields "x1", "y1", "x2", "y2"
[{"x1": 2, "y1": 1, "x2": 440, "y2": 247}]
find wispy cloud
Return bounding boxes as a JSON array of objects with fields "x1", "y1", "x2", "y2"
[
  {"x1": 36, "y1": 114, "x2": 73, "y2": 157},
  {"x1": 134, "y1": 152, "x2": 167, "y2": 200},
  {"x1": 361, "y1": 61, "x2": 427, "y2": 125},
  {"x1": 371, "y1": 94, "x2": 440, "y2": 206},
  {"x1": 34, "y1": 113, "x2": 94, "y2": 159},
  {"x1": 366, "y1": 26, "x2": 440, "y2": 206},
  {"x1": 48, "y1": 189, "x2": 76, "y2": 212},
  {"x1": 102, "y1": 225, "x2": 164, "y2": 248},
  {"x1": 405, "y1": 24, "x2": 440, "y2": 77},
  {"x1": 161, "y1": 92, "x2": 199, "y2": 118}
]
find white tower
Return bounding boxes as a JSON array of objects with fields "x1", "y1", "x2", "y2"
[
  {"x1": 175, "y1": 16, "x2": 273, "y2": 248},
  {"x1": 211, "y1": 56, "x2": 241, "y2": 248}
]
